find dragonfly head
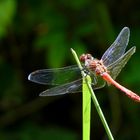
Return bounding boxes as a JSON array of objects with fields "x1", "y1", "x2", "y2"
[{"x1": 80, "y1": 53, "x2": 93, "y2": 63}]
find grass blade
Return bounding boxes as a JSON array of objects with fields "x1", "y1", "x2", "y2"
[
  {"x1": 71, "y1": 48, "x2": 114, "y2": 140},
  {"x1": 82, "y1": 76, "x2": 91, "y2": 140}
]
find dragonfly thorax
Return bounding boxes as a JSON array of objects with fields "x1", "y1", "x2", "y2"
[
  {"x1": 80, "y1": 53, "x2": 107, "y2": 75},
  {"x1": 87, "y1": 59, "x2": 108, "y2": 75}
]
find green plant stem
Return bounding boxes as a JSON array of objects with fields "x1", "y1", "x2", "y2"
[
  {"x1": 82, "y1": 76, "x2": 91, "y2": 140},
  {"x1": 71, "y1": 48, "x2": 114, "y2": 140}
]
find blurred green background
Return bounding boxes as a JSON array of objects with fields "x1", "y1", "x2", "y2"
[{"x1": 0, "y1": 0, "x2": 140, "y2": 140}]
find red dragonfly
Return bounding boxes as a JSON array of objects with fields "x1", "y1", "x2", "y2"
[{"x1": 28, "y1": 27, "x2": 140, "y2": 102}]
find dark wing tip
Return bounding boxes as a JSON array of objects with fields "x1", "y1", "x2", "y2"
[
  {"x1": 28, "y1": 72, "x2": 36, "y2": 81},
  {"x1": 123, "y1": 27, "x2": 129, "y2": 31},
  {"x1": 39, "y1": 92, "x2": 47, "y2": 96},
  {"x1": 133, "y1": 46, "x2": 136, "y2": 52},
  {"x1": 129, "y1": 46, "x2": 136, "y2": 54},
  {"x1": 121, "y1": 27, "x2": 130, "y2": 36},
  {"x1": 28, "y1": 73, "x2": 32, "y2": 81},
  {"x1": 28, "y1": 71, "x2": 43, "y2": 84}
]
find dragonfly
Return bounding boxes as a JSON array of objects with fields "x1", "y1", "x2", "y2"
[{"x1": 28, "y1": 27, "x2": 140, "y2": 102}]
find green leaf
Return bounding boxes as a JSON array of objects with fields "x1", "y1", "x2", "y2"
[
  {"x1": 0, "y1": 0, "x2": 16, "y2": 37},
  {"x1": 59, "y1": 0, "x2": 90, "y2": 10}
]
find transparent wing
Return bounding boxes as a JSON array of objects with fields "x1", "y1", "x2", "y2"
[
  {"x1": 101, "y1": 27, "x2": 130, "y2": 66},
  {"x1": 39, "y1": 75, "x2": 106, "y2": 96},
  {"x1": 28, "y1": 65, "x2": 106, "y2": 96},
  {"x1": 39, "y1": 79, "x2": 82, "y2": 96},
  {"x1": 107, "y1": 46, "x2": 136, "y2": 80},
  {"x1": 28, "y1": 65, "x2": 81, "y2": 85},
  {"x1": 92, "y1": 75, "x2": 106, "y2": 89},
  {"x1": 87, "y1": 70, "x2": 106, "y2": 89}
]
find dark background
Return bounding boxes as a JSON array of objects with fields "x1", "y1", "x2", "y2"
[{"x1": 0, "y1": 0, "x2": 140, "y2": 140}]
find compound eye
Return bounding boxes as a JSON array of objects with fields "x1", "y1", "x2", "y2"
[
  {"x1": 80, "y1": 54, "x2": 86, "y2": 62},
  {"x1": 87, "y1": 54, "x2": 92, "y2": 59},
  {"x1": 80, "y1": 53, "x2": 93, "y2": 62}
]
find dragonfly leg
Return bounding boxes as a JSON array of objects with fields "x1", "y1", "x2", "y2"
[
  {"x1": 81, "y1": 66, "x2": 91, "y2": 76},
  {"x1": 91, "y1": 74, "x2": 98, "y2": 85}
]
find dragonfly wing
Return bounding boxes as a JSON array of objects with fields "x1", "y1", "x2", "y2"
[
  {"x1": 39, "y1": 74, "x2": 106, "y2": 96},
  {"x1": 39, "y1": 79, "x2": 82, "y2": 96},
  {"x1": 101, "y1": 27, "x2": 130, "y2": 66},
  {"x1": 89, "y1": 71, "x2": 106, "y2": 89},
  {"x1": 28, "y1": 65, "x2": 81, "y2": 85},
  {"x1": 92, "y1": 76, "x2": 106, "y2": 89},
  {"x1": 107, "y1": 46, "x2": 136, "y2": 80}
]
